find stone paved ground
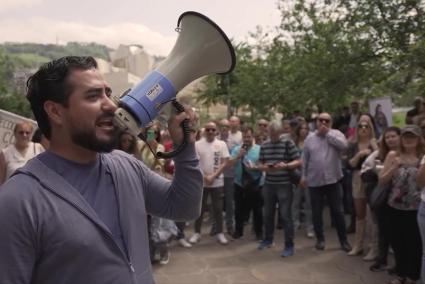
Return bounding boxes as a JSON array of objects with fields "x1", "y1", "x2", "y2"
[{"x1": 153, "y1": 219, "x2": 394, "y2": 284}]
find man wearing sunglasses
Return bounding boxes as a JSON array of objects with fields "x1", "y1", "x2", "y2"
[
  {"x1": 301, "y1": 112, "x2": 352, "y2": 252},
  {"x1": 190, "y1": 121, "x2": 230, "y2": 245}
]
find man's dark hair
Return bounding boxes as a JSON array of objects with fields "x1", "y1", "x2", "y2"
[
  {"x1": 241, "y1": 126, "x2": 254, "y2": 135},
  {"x1": 26, "y1": 56, "x2": 98, "y2": 139}
]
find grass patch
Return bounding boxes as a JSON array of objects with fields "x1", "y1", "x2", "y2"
[{"x1": 392, "y1": 111, "x2": 405, "y2": 128}]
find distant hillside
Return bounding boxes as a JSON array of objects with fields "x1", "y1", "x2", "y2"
[{"x1": 1, "y1": 42, "x2": 112, "y2": 65}]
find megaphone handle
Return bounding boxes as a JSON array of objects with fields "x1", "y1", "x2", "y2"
[{"x1": 155, "y1": 100, "x2": 189, "y2": 159}]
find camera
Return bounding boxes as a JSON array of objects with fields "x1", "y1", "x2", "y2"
[{"x1": 242, "y1": 144, "x2": 249, "y2": 151}]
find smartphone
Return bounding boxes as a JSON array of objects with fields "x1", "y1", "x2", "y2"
[{"x1": 146, "y1": 129, "x2": 155, "y2": 141}]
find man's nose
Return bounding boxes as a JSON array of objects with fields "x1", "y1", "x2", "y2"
[{"x1": 102, "y1": 95, "x2": 118, "y2": 112}]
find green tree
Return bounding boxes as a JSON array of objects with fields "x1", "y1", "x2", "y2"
[
  {"x1": 0, "y1": 48, "x2": 32, "y2": 117},
  {"x1": 197, "y1": 0, "x2": 425, "y2": 119}
]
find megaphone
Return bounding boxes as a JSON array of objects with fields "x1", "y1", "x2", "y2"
[{"x1": 113, "y1": 11, "x2": 236, "y2": 158}]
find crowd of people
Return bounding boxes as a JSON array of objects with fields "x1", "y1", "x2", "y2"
[
  {"x1": 108, "y1": 99, "x2": 424, "y2": 284},
  {"x1": 0, "y1": 56, "x2": 424, "y2": 284}
]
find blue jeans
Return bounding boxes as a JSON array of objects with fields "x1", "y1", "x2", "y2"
[
  {"x1": 417, "y1": 202, "x2": 425, "y2": 283},
  {"x1": 262, "y1": 183, "x2": 294, "y2": 247},
  {"x1": 292, "y1": 186, "x2": 313, "y2": 231},
  {"x1": 309, "y1": 182, "x2": 347, "y2": 244}
]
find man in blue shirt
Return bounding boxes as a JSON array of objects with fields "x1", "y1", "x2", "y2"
[{"x1": 228, "y1": 127, "x2": 263, "y2": 240}]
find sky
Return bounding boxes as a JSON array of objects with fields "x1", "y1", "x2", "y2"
[{"x1": 0, "y1": 0, "x2": 282, "y2": 56}]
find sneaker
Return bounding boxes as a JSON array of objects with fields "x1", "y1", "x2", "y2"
[
  {"x1": 306, "y1": 230, "x2": 315, "y2": 238},
  {"x1": 189, "y1": 233, "x2": 201, "y2": 244},
  {"x1": 281, "y1": 246, "x2": 294, "y2": 257},
  {"x1": 178, "y1": 238, "x2": 192, "y2": 248},
  {"x1": 257, "y1": 240, "x2": 273, "y2": 250},
  {"x1": 216, "y1": 233, "x2": 228, "y2": 245},
  {"x1": 159, "y1": 250, "x2": 170, "y2": 265}
]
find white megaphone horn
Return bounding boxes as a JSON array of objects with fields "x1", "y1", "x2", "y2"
[{"x1": 113, "y1": 11, "x2": 236, "y2": 158}]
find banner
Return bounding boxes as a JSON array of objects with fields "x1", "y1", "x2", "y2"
[
  {"x1": 0, "y1": 109, "x2": 37, "y2": 149},
  {"x1": 368, "y1": 97, "x2": 393, "y2": 126}
]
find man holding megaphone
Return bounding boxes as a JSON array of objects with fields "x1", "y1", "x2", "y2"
[{"x1": 0, "y1": 56, "x2": 202, "y2": 284}]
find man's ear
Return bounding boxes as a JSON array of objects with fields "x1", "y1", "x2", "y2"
[{"x1": 44, "y1": 101, "x2": 65, "y2": 126}]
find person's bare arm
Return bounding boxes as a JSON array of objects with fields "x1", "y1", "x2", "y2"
[
  {"x1": 379, "y1": 151, "x2": 399, "y2": 185},
  {"x1": 417, "y1": 159, "x2": 425, "y2": 187}
]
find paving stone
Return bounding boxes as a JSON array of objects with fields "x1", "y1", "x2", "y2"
[{"x1": 153, "y1": 217, "x2": 393, "y2": 284}]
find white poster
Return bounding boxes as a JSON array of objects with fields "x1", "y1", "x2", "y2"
[
  {"x1": 368, "y1": 97, "x2": 392, "y2": 133},
  {"x1": 0, "y1": 109, "x2": 37, "y2": 149}
]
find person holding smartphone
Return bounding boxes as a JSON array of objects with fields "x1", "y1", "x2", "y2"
[{"x1": 257, "y1": 120, "x2": 301, "y2": 257}]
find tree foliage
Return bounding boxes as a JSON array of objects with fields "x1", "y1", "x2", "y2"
[
  {"x1": 197, "y1": 0, "x2": 425, "y2": 119},
  {"x1": 1, "y1": 42, "x2": 111, "y2": 61},
  {"x1": 0, "y1": 48, "x2": 33, "y2": 117}
]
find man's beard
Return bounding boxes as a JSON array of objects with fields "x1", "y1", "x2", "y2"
[{"x1": 71, "y1": 126, "x2": 119, "y2": 153}]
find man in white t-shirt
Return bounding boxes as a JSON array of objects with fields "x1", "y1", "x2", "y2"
[{"x1": 190, "y1": 121, "x2": 230, "y2": 245}]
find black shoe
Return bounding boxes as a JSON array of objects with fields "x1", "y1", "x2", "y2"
[
  {"x1": 346, "y1": 224, "x2": 355, "y2": 234},
  {"x1": 369, "y1": 261, "x2": 387, "y2": 272},
  {"x1": 315, "y1": 240, "x2": 325, "y2": 250},
  {"x1": 231, "y1": 232, "x2": 242, "y2": 239},
  {"x1": 387, "y1": 266, "x2": 397, "y2": 276},
  {"x1": 340, "y1": 241, "x2": 352, "y2": 252}
]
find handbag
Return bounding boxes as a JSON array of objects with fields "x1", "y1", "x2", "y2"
[
  {"x1": 369, "y1": 184, "x2": 391, "y2": 210},
  {"x1": 284, "y1": 140, "x2": 301, "y2": 185}
]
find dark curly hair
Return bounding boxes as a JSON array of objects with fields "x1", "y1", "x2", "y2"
[{"x1": 26, "y1": 56, "x2": 98, "y2": 139}]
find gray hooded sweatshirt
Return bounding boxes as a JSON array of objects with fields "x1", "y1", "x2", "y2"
[{"x1": 0, "y1": 144, "x2": 202, "y2": 284}]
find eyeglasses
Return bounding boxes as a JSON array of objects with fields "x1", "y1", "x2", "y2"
[
  {"x1": 358, "y1": 124, "x2": 369, "y2": 129},
  {"x1": 205, "y1": 128, "x2": 216, "y2": 132},
  {"x1": 17, "y1": 131, "x2": 31, "y2": 135},
  {"x1": 318, "y1": 118, "x2": 331, "y2": 124}
]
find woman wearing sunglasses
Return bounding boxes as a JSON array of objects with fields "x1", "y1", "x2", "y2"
[
  {"x1": 0, "y1": 121, "x2": 44, "y2": 185},
  {"x1": 346, "y1": 118, "x2": 378, "y2": 256}
]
